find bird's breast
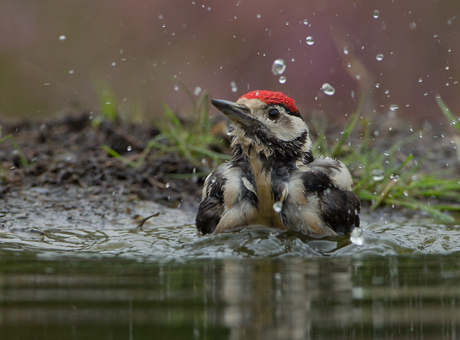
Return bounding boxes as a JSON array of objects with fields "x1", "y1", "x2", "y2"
[{"x1": 248, "y1": 158, "x2": 287, "y2": 230}]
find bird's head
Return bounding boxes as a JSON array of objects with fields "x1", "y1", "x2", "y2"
[{"x1": 211, "y1": 90, "x2": 312, "y2": 163}]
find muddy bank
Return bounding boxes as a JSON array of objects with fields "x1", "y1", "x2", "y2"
[{"x1": 0, "y1": 113, "x2": 212, "y2": 212}]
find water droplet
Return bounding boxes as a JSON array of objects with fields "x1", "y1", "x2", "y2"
[
  {"x1": 211, "y1": 177, "x2": 216, "y2": 183},
  {"x1": 68, "y1": 70, "x2": 74, "y2": 74},
  {"x1": 127, "y1": 146, "x2": 132, "y2": 152},
  {"x1": 273, "y1": 201, "x2": 283, "y2": 213},
  {"x1": 376, "y1": 54, "x2": 384, "y2": 61},
  {"x1": 409, "y1": 22, "x2": 417, "y2": 30},
  {"x1": 303, "y1": 19, "x2": 309, "y2": 25},
  {"x1": 371, "y1": 169, "x2": 385, "y2": 181},
  {"x1": 111, "y1": 62, "x2": 116, "y2": 66},
  {"x1": 279, "y1": 76, "x2": 286, "y2": 84},
  {"x1": 59, "y1": 35, "x2": 66, "y2": 41},
  {"x1": 174, "y1": 85, "x2": 179, "y2": 91},
  {"x1": 165, "y1": 183, "x2": 170, "y2": 188},
  {"x1": 389, "y1": 104, "x2": 399, "y2": 111},
  {"x1": 256, "y1": 14, "x2": 261, "y2": 19},
  {"x1": 445, "y1": 65, "x2": 450, "y2": 70},
  {"x1": 194, "y1": 86, "x2": 202, "y2": 96},
  {"x1": 321, "y1": 83, "x2": 335, "y2": 96},
  {"x1": 418, "y1": 78, "x2": 423, "y2": 83},
  {"x1": 343, "y1": 46, "x2": 349, "y2": 55},
  {"x1": 271, "y1": 59, "x2": 286, "y2": 75},
  {"x1": 373, "y1": 10, "x2": 380, "y2": 19},
  {"x1": 306, "y1": 36, "x2": 314, "y2": 45},
  {"x1": 403, "y1": 191, "x2": 409, "y2": 197},
  {"x1": 350, "y1": 228, "x2": 364, "y2": 245},
  {"x1": 375, "y1": 83, "x2": 380, "y2": 88},
  {"x1": 230, "y1": 81, "x2": 238, "y2": 92}
]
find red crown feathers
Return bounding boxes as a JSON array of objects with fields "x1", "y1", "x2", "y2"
[{"x1": 239, "y1": 90, "x2": 299, "y2": 115}]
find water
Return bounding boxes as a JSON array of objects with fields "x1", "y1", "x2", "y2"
[
  {"x1": 1, "y1": 188, "x2": 460, "y2": 338},
  {"x1": 322, "y1": 83, "x2": 336, "y2": 96},
  {"x1": 271, "y1": 59, "x2": 286, "y2": 75}
]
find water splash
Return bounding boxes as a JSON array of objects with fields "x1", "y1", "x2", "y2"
[
  {"x1": 273, "y1": 201, "x2": 283, "y2": 213},
  {"x1": 321, "y1": 83, "x2": 335, "y2": 96},
  {"x1": 350, "y1": 228, "x2": 364, "y2": 246},
  {"x1": 271, "y1": 59, "x2": 286, "y2": 75},
  {"x1": 371, "y1": 169, "x2": 385, "y2": 181}
]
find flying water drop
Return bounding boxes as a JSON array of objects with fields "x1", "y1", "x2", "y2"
[
  {"x1": 343, "y1": 46, "x2": 349, "y2": 55},
  {"x1": 376, "y1": 54, "x2": 384, "y2": 61},
  {"x1": 321, "y1": 83, "x2": 335, "y2": 96},
  {"x1": 271, "y1": 59, "x2": 286, "y2": 75},
  {"x1": 373, "y1": 10, "x2": 380, "y2": 19},
  {"x1": 371, "y1": 169, "x2": 385, "y2": 181},
  {"x1": 350, "y1": 228, "x2": 364, "y2": 245},
  {"x1": 306, "y1": 36, "x2": 314, "y2": 45},
  {"x1": 279, "y1": 76, "x2": 286, "y2": 84},
  {"x1": 273, "y1": 201, "x2": 283, "y2": 213}
]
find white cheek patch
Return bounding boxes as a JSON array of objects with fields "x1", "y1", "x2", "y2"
[{"x1": 268, "y1": 116, "x2": 308, "y2": 142}]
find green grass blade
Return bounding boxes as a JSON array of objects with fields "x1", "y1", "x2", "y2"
[{"x1": 436, "y1": 95, "x2": 460, "y2": 134}]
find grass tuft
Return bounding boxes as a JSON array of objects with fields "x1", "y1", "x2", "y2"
[
  {"x1": 312, "y1": 95, "x2": 460, "y2": 221},
  {"x1": 102, "y1": 80, "x2": 230, "y2": 168}
]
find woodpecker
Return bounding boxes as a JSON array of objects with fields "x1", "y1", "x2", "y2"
[{"x1": 196, "y1": 90, "x2": 360, "y2": 236}]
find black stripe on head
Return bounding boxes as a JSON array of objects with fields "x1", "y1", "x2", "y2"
[{"x1": 283, "y1": 105, "x2": 302, "y2": 118}]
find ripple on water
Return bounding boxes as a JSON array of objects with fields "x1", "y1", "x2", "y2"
[
  {"x1": 2, "y1": 216, "x2": 460, "y2": 261},
  {"x1": 1, "y1": 189, "x2": 460, "y2": 260}
]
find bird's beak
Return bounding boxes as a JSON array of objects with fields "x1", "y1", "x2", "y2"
[{"x1": 211, "y1": 99, "x2": 255, "y2": 126}]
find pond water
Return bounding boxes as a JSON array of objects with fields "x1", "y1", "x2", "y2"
[{"x1": 1, "y1": 188, "x2": 460, "y2": 339}]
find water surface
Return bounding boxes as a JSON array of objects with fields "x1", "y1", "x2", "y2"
[{"x1": 1, "y1": 189, "x2": 460, "y2": 339}]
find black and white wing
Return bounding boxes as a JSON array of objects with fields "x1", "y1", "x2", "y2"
[
  {"x1": 302, "y1": 157, "x2": 360, "y2": 234},
  {"x1": 195, "y1": 165, "x2": 228, "y2": 234}
]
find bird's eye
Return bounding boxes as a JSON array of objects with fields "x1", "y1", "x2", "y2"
[{"x1": 267, "y1": 109, "x2": 280, "y2": 120}]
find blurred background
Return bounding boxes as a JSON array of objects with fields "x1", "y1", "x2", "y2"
[{"x1": 0, "y1": 0, "x2": 458, "y2": 123}]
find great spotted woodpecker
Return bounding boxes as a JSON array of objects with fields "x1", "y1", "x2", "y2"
[{"x1": 196, "y1": 90, "x2": 360, "y2": 236}]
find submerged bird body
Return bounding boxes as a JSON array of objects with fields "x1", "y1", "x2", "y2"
[{"x1": 196, "y1": 90, "x2": 360, "y2": 236}]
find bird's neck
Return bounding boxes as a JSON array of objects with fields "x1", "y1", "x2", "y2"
[{"x1": 232, "y1": 143, "x2": 313, "y2": 172}]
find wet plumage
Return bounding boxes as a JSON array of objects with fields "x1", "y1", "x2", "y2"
[{"x1": 196, "y1": 90, "x2": 360, "y2": 236}]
